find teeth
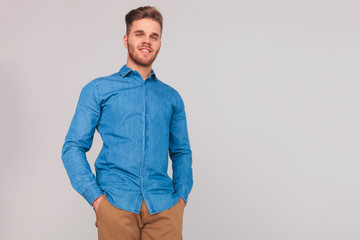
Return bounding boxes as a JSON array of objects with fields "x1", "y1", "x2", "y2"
[{"x1": 140, "y1": 49, "x2": 150, "y2": 52}]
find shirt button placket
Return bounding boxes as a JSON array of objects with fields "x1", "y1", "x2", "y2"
[{"x1": 140, "y1": 79, "x2": 146, "y2": 202}]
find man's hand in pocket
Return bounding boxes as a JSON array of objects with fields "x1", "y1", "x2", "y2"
[
  {"x1": 180, "y1": 198, "x2": 186, "y2": 207},
  {"x1": 92, "y1": 195, "x2": 104, "y2": 213}
]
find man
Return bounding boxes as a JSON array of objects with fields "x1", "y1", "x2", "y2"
[{"x1": 61, "y1": 6, "x2": 193, "y2": 240}]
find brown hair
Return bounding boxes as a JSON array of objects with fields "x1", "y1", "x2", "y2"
[{"x1": 125, "y1": 6, "x2": 163, "y2": 35}]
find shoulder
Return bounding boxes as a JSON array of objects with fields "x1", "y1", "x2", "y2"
[
  {"x1": 82, "y1": 71, "x2": 124, "y2": 94},
  {"x1": 78, "y1": 72, "x2": 121, "y2": 101},
  {"x1": 91, "y1": 72, "x2": 122, "y2": 86},
  {"x1": 155, "y1": 79, "x2": 183, "y2": 100},
  {"x1": 154, "y1": 80, "x2": 186, "y2": 112}
]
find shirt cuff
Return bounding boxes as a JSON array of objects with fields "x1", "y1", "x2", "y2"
[
  {"x1": 176, "y1": 186, "x2": 190, "y2": 204},
  {"x1": 82, "y1": 183, "x2": 103, "y2": 206}
]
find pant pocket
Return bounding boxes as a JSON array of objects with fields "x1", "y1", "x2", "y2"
[{"x1": 165, "y1": 199, "x2": 184, "y2": 219}]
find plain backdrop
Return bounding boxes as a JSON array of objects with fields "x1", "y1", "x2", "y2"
[{"x1": 1, "y1": 0, "x2": 360, "y2": 239}]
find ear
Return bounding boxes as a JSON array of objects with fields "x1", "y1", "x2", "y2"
[{"x1": 123, "y1": 35, "x2": 128, "y2": 48}]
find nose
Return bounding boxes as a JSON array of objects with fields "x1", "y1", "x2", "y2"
[{"x1": 142, "y1": 36, "x2": 151, "y2": 45}]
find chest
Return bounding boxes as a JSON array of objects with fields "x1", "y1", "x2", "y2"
[{"x1": 99, "y1": 83, "x2": 175, "y2": 124}]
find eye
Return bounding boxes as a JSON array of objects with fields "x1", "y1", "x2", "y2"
[
  {"x1": 151, "y1": 36, "x2": 158, "y2": 40},
  {"x1": 135, "y1": 33, "x2": 142, "y2": 37}
]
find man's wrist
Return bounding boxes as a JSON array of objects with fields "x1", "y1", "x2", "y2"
[{"x1": 82, "y1": 183, "x2": 104, "y2": 207}]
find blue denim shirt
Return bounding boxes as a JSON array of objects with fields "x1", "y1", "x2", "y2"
[{"x1": 61, "y1": 65, "x2": 193, "y2": 215}]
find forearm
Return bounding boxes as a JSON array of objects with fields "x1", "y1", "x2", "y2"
[
  {"x1": 62, "y1": 145, "x2": 103, "y2": 205},
  {"x1": 171, "y1": 149, "x2": 193, "y2": 204}
]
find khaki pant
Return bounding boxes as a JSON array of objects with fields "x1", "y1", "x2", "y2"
[{"x1": 95, "y1": 195, "x2": 185, "y2": 240}]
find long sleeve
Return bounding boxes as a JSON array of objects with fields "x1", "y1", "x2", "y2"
[
  {"x1": 61, "y1": 80, "x2": 103, "y2": 206},
  {"x1": 169, "y1": 94, "x2": 193, "y2": 204}
]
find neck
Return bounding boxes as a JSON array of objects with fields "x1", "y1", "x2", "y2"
[{"x1": 126, "y1": 61, "x2": 152, "y2": 80}]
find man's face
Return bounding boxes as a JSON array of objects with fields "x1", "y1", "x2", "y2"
[{"x1": 123, "y1": 18, "x2": 162, "y2": 68}]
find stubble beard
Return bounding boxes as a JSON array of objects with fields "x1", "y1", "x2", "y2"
[{"x1": 128, "y1": 43, "x2": 159, "y2": 67}]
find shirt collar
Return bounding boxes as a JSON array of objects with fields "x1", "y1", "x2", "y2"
[{"x1": 119, "y1": 64, "x2": 157, "y2": 81}]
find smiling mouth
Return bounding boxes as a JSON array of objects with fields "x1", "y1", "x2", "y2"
[{"x1": 139, "y1": 48, "x2": 152, "y2": 53}]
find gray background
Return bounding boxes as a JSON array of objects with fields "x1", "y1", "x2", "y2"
[{"x1": 1, "y1": 0, "x2": 359, "y2": 239}]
